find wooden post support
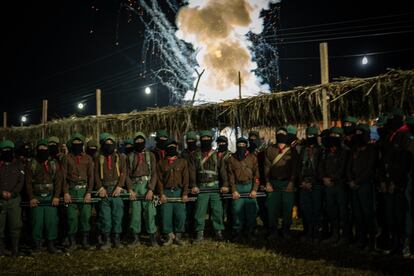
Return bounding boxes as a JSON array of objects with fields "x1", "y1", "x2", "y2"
[
  {"x1": 42, "y1": 99, "x2": 48, "y2": 138},
  {"x1": 319, "y1": 42, "x2": 330, "y2": 129},
  {"x1": 237, "y1": 71, "x2": 242, "y2": 137},
  {"x1": 3, "y1": 112, "x2": 7, "y2": 128},
  {"x1": 96, "y1": 89, "x2": 102, "y2": 142}
]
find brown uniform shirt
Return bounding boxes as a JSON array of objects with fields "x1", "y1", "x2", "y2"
[
  {"x1": 264, "y1": 145, "x2": 298, "y2": 183},
  {"x1": 25, "y1": 159, "x2": 62, "y2": 199},
  {"x1": 227, "y1": 154, "x2": 260, "y2": 193},
  {"x1": 217, "y1": 150, "x2": 232, "y2": 188},
  {"x1": 157, "y1": 157, "x2": 189, "y2": 196},
  {"x1": 61, "y1": 153, "x2": 94, "y2": 194},
  {"x1": 0, "y1": 159, "x2": 25, "y2": 197},
  {"x1": 126, "y1": 151, "x2": 157, "y2": 190},
  {"x1": 95, "y1": 153, "x2": 127, "y2": 190}
]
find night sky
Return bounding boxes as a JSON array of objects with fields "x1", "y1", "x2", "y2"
[{"x1": 2, "y1": 0, "x2": 414, "y2": 126}]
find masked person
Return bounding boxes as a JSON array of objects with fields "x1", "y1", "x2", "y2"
[
  {"x1": 342, "y1": 116, "x2": 358, "y2": 150},
  {"x1": 248, "y1": 131, "x2": 268, "y2": 229},
  {"x1": 319, "y1": 127, "x2": 349, "y2": 245},
  {"x1": 123, "y1": 139, "x2": 134, "y2": 155},
  {"x1": 15, "y1": 141, "x2": 33, "y2": 164},
  {"x1": 347, "y1": 124, "x2": 377, "y2": 251},
  {"x1": 95, "y1": 133, "x2": 127, "y2": 250},
  {"x1": 26, "y1": 139, "x2": 62, "y2": 254},
  {"x1": 216, "y1": 135, "x2": 232, "y2": 227},
  {"x1": 264, "y1": 127, "x2": 299, "y2": 239},
  {"x1": 192, "y1": 130, "x2": 225, "y2": 243},
  {"x1": 152, "y1": 130, "x2": 169, "y2": 162},
  {"x1": 157, "y1": 140, "x2": 189, "y2": 246},
  {"x1": 298, "y1": 126, "x2": 322, "y2": 243},
  {"x1": 180, "y1": 131, "x2": 198, "y2": 234},
  {"x1": 0, "y1": 140, "x2": 25, "y2": 257},
  {"x1": 125, "y1": 132, "x2": 158, "y2": 247},
  {"x1": 380, "y1": 110, "x2": 413, "y2": 256},
  {"x1": 85, "y1": 140, "x2": 99, "y2": 159},
  {"x1": 226, "y1": 137, "x2": 259, "y2": 241},
  {"x1": 61, "y1": 133, "x2": 94, "y2": 251}
]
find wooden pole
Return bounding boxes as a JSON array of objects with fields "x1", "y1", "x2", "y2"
[
  {"x1": 42, "y1": 100, "x2": 48, "y2": 138},
  {"x1": 191, "y1": 69, "x2": 205, "y2": 105},
  {"x1": 3, "y1": 112, "x2": 7, "y2": 128},
  {"x1": 96, "y1": 89, "x2": 102, "y2": 143},
  {"x1": 238, "y1": 71, "x2": 242, "y2": 137},
  {"x1": 319, "y1": 42, "x2": 330, "y2": 129}
]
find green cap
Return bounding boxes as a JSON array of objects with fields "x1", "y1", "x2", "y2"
[
  {"x1": 166, "y1": 139, "x2": 178, "y2": 147},
  {"x1": 376, "y1": 114, "x2": 388, "y2": 127},
  {"x1": 286, "y1": 125, "x2": 297, "y2": 135},
  {"x1": 199, "y1": 130, "x2": 214, "y2": 138},
  {"x1": 134, "y1": 132, "x2": 146, "y2": 140},
  {"x1": 248, "y1": 131, "x2": 260, "y2": 139},
  {"x1": 356, "y1": 123, "x2": 370, "y2": 133},
  {"x1": 216, "y1": 135, "x2": 228, "y2": 143},
  {"x1": 306, "y1": 126, "x2": 319, "y2": 136},
  {"x1": 48, "y1": 136, "x2": 60, "y2": 144},
  {"x1": 236, "y1": 137, "x2": 248, "y2": 144},
  {"x1": 36, "y1": 139, "x2": 49, "y2": 147},
  {"x1": 0, "y1": 140, "x2": 15, "y2": 149},
  {"x1": 343, "y1": 116, "x2": 358, "y2": 124},
  {"x1": 186, "y1": 131, "x2": 197, "y2": 141},
  {"x1": 99, "y1": 132, "x2": 116, "y2": 143},
  {"x1": 156, "y1": 130, "x2": 169, "y2": 139},
  {"x1": 87, "y1": 140, "x2": 99, "y2": 148},
  {"x1": 70, "y1": 133, "x2": 85, "y2": 143},
  {"x1": 124, "y1": 138, "x2": 134, "y2": 146},
  {"x1": 407, "y1": 115, "x2": 414, "y2": 125},
  {"x1": 330, "y1": 127, "x2": 344, "y2": 136}
]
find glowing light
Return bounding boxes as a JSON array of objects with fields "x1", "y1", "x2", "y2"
[
  {"x1": 21, "y1": 116, "x2": 27, "y2": 123},
  {"x1": 362, "y1": 56, "x2": 368, "y2": 65},
  {"x1": 77, "y1": 103, "x2": 85, "y2": 110},
  {"x1": 145, "y1": 87, "x2": 151, "y2": 95}
]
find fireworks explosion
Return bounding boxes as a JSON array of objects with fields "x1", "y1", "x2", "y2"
[{"x1": 119, "y1": 0, "x2": 280, "y2": 104}]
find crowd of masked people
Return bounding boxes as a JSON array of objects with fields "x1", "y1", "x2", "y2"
[{"x1": 0, "y1": 108, "x2": 413, "y2": 258}]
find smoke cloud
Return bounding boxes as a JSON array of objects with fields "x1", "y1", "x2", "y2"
[{"x1": 176, "y1": 0, "x2": 279, "y2": 103}]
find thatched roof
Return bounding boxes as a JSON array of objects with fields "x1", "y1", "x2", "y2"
[{"x1": 1, "y1": 68, "x2": 413, "y2": 143}]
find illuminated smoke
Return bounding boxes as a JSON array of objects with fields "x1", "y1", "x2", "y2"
[{"x1": 177, "y1": 0, "x2": 280, "y2": 103}]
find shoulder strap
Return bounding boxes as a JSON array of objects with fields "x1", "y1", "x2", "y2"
[
  {"x1": 272, "y1": 147, "x2": 291, "y2": 166},
  {"x1": 99, "y1": 155, "x2": 105, "y2": 180},
  {"x1": 115, "y1": 153, "x2": 120, "y2": 177}
]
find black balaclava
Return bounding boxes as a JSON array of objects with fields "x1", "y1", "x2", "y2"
[
  {"x1": 186, "y1": 141, "x2": 197, "y2": 152},
  {"x1": 134, "y1": 142, "x2": 145, "y2": 153},
  {"x1": 306, "y1": 136, "x2": 318, "y2": 146},
  {"x1": 1, "y1": 149, "x2": 14, "y2": 162},
  {"x1": 166, "y1": 145, "x2": 178, "y2": 157},
  {"x1": 71, "y1": 143, "x2": 84, "y2": 156},
  {"x1": 86, "y1": 148, "x2": 97, "y2": 158},
  {"x1": 48, "y1": 145, "x2": 59, "y2": 159},
  {"x1": 276, "y1": 133, "x2": 288, "y2": 144},
  {"x1": 235, "y1": 145, "x2": 247, "y2": 161},
  {"x1": 102, "y1": 143, "x2": 115, "y2": 156},
  {"x1": 330, "y1": 136, "x2": 342, "y2": 149},
  {"x1": 200, "y1": 138, "x2": 212, "y2": 152},
  {"x1": 37, "y1": 149, "x2": 49, "y2": 163}
]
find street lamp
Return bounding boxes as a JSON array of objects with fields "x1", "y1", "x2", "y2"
[
  {"x1": 361, "y1": 56, "x2": 368, "y2": 65},
  {"x1": 145, "y1": 87, "x2": 151, "y2": 95},
  {"x1": 21, "y1": 115, "x2": 27, "y2": 126}
]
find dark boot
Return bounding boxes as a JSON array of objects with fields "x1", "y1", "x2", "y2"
[
  {"x1": 162, "y1": 233, "x2": 174, "y2": 246},
  {"x1": 81, "y1": 233, "x2": 90, "y2": 250},
  {"x1": 11, "y1": 238, "x2": 22, "y2": 257},
  {"x1": 113, "y1": 234, "x2": 121, "y2": 249},
  {"x1": 193, "y1": 231, "x2": 204, "y2": 244},
  {"x1": 67, "y1": 234, "x2": 77, "y2": 251},
  {"x1": 32, "y1": 240, "x2": 42, "y2": 254},
  {"x1": 215, "y1": 230, "x2": 224, "y2": 241},
  {"x1": 47, "y1": 240, "x2": 57, "y2": 254},
  {"x1": 149, "y1": 234, "x2": 158, "y2": 247},
  {"x1": 128, "y1": 234, "x2": 140, "y2": 248},
  {"x1": 232, "y1": 231, "x2": 243, "y2": 243},
  {"x1": 100, "y1": 233, "x2": 111, "y2": 250}
]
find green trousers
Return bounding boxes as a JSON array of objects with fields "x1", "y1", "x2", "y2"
[
  {"x1": 351, "y1": 182, "x2": 376, "y2": 241},
  {"x1": 0, "y1": 196, "x2": 22, "y2": 239},
  {"x1": 129, "y1": 182, "x2": 157, "y2": 234},
  {"x1": 232, "y1": 183, "x2": 258, "y2": 233},
  {"x1": 267, "y1": 180, "x2": 294, "y2": 232},
  {"x1": 98, "y1": 188, "x2": 124, "y2": 234},
  {"x1": 30, "y1": 195, "x2": 58, "y2": 241},
  {"x1": 194, "y1": 184, "x2": 224, "y2": 232},
  {"x1": 67, "y1": 188, "x2": 91, "y2": 235},
  {"x1": 161, "y1": 189, "x2": 186, "y2": 234}
]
